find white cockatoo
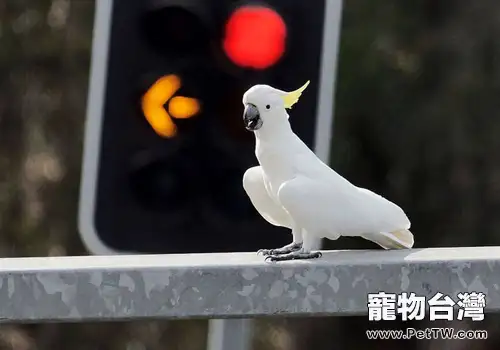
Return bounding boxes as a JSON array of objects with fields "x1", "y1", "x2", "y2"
[{"x1": 242, "y1": 81, "x2": 414, "y2": 261}]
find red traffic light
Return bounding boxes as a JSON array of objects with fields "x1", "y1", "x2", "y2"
[{"x1": 223, "y1": 5, "x2": 287, "y2": 70}]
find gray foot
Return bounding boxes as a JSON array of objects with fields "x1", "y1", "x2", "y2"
[
  {"x1": 257, "y1": 242, "x2": 302, "y2": 256},
  {"x1": 265, "y1": 251, "x2": 322, "y2": 262}
]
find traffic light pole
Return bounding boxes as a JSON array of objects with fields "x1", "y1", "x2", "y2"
[
  {"x1": 207, "y1": 0, "x2": 344, "y2": 349},
  {"x1": 208, "y1": 319, "x2": 254, "y2": 350},
  {"x1": 82, "y1": 0, "x2": 343, "y2": 349}
]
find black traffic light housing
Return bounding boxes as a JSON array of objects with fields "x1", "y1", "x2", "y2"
[
  {"x1": 140, "y1": 0, "x2": 217, "y2": 56},
  {"x1": 78, "y1": 0, "x2": 339, "y2": 254}
]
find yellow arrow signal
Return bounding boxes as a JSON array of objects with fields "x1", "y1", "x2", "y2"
[
  {"x1": 169, "y1": 96, "x2": 200, "y2": 119},
  {"x1": 141, "y1": 74, "x2": 201, "y2": 138}
]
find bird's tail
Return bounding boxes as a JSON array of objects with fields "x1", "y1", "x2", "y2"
[{"x1": 361, "y1": 229, "x2": 414, "y2": 250}]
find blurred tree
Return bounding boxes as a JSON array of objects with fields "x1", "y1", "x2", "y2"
[
  {"x1": 0, "y1": 1, "x2": 207, "y2": 349},
  {"x1": 2, "y1": 0, "x2": 500, "y2": 349},
  {"x1": 290, "y1": 1, "x2": 500, "y2": 349}
]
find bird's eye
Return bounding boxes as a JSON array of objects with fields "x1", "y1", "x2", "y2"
[{"x1": 265, "y1": 104, "x2": 271, "y2": 110}]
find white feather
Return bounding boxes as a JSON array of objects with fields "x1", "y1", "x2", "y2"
[
  {"x1": 241, "y1": 84, "x2": 414, "y2": 251},
  {"x1": 242, "y1": 166, "x2": 293, "y2": 228}
]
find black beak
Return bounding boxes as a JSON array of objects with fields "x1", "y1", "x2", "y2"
[{"x1": 243, "y1": 104, "x2": 263, "y2": 131}]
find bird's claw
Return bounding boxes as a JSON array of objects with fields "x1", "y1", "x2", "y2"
[
  {"x1": 264, "y1": 251, "x2": 322, "y2": 262},
  {"x1": 257, "y1": 242, "x2": 302, "y2": 256},
  {"x1": 257, "y1": 249, "x2": 273, "y2": 256}
]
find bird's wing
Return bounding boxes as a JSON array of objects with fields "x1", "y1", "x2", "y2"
[
  {"x1": 243, "y1": 166, "x2": 293, "y2": 228},
  {"x1": 277, "y1": 176, "x2": 410, "y2": 238},
  {"x1": 356, "y1": 187, "x2": 410, "y2": 229}
]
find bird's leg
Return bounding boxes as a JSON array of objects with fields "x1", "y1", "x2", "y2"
[
  {"x1": 257, "y1": 225, "x2": 303, "y2": 256},
  {"x1": 265, "y1": 234, "x2": 322, "y2": 262}
]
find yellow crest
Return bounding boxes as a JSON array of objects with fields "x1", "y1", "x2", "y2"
[{"x1": 281, "y1": 80, "x2": 310, "y2": 109}]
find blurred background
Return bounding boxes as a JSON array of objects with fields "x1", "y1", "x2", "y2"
[{"x1": 1, "y1": 0, "x2": 500, "y2": 349}]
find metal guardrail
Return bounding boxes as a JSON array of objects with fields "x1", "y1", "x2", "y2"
[{"x1": 0, "y1": 247, "x2": 498, "y2": 323}]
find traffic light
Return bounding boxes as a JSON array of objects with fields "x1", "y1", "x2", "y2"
[{"x1": 78, "y1": 0, "x2": 340, "y2": 254}]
